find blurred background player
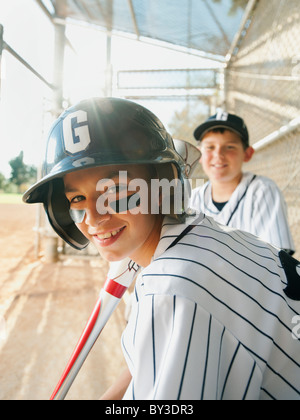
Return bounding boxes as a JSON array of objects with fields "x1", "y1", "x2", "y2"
[{"x1": 190, "y1": 111, "x2": 295, "y2": 255}]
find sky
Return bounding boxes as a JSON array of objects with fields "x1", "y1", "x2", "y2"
[{"x1": 0, "y1": 0, "x2": 223, "y2": 178}]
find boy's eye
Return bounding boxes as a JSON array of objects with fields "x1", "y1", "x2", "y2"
[{"x1": 70, "y1": 195, "x2": 85, "y2": 204}]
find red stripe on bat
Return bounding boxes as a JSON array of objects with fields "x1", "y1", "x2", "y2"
[
  {"x1": 104, "y1": 278, "x2": 128, "y2": 299},
  {"x1": 50, "y1": 296, "x2": 102, "y2": 400}
]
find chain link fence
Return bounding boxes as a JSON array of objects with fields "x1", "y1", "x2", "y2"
[{"x1": 225, "y1": 0, "x2": 300, "y2": 258}]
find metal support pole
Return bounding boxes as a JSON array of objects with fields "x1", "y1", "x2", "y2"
[
  {"x1": 0, "y1": 24, "x2": 4, "y2": 98},
  {"x1": 53, "y1": 23, "x2": 66, "y2": 115},
  {"x1": 105, "y1": 33, "x2": 112, "y2": 97},
  {"x1": 104, "y1": 0, "x2": 113, "y2": 97},
  {"x1": 0, "y1": 24, "x2": 55, "y2": 92},
  {"x1": 45, "y1": 23, "x2": 66, "y2": 263},
  {"x1": 0, "y1": 24, "x2": 3, "y2": 54},
  {"x1": 253, "y1": 116, "x2": 300, "y2": 152},
  {"x1": 223, "y1": 0, "x2": 258, "y2": 110}
]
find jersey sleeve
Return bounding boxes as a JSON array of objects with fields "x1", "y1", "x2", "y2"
[
  {"x1": 122, "y1": 293, "x2": 262, "y2": 400},
  {"x1": 250, "y1": 180, "x2": 295, "y2": 253}
]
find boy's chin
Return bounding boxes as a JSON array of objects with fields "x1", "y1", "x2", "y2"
[{"x1": 98, "y1": 249, "x2": 129, "y2": 263}]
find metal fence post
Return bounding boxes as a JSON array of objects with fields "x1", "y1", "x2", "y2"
[
  {"x1": 0, "y1": 24, "x2": 4, "y2": 97},
  {"x1": 45, "y1": 22, "x2": 66, "y2": 263}
]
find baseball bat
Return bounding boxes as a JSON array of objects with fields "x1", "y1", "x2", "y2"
[{"x1": 50, "y1": 258, "x2": 139, "y2": 400}]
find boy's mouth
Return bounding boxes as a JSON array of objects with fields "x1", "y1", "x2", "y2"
[
  {"x1": 212, "y1": 164, "x2": 228, "y2": 169},
  {"x1": 93, "y1": 226, "x2": 126, "y2": 247},
  {"x1": 96, "y1": 227, "x2": 124, "y2": 240}
]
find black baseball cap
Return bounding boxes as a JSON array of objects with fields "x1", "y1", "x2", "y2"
[{"x1": 194, "y1": 111, "x2": 249, "y2": 148}]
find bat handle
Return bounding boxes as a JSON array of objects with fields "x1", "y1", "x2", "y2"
[
  {"x1": 50, "y1": 295, "x2": 103, "y2": 400},
  {"x1": 50, "y1": 259, "x2": 139, "y2": 400}
]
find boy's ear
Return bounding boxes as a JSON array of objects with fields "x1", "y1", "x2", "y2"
[{"x1": 244, "y1": 146, "x2": 255, "y2": 163}]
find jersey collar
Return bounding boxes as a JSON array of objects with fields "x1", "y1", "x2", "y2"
[{"x1": 153, "y1": 214, "x2": 205, "y2": 261}]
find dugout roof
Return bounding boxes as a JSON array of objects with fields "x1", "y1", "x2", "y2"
[{"x1": 39, "y1": 0, "x2": 247, "y2": 60}]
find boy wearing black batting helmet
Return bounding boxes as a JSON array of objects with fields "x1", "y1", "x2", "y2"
[{"x1": 24, "y1": 98, "x2": 300, "y2": 400}]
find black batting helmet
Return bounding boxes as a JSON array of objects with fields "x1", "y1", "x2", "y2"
[{"x1": 23, "y1": 97, "x2": 187, "y2": 250}]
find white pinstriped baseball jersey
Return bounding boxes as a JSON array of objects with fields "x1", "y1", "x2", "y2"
[
  {"x1": 190, "y1": 172, "x2": 295, "y2": 254},
  {"x1": 121, "y1": 216, "x2": 300, "y2": 400}
]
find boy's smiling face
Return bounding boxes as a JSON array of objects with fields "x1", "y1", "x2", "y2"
[
  {"x1": 198, "y1": 129, "x2": 254, "y2": 184},
  {"x1": 64, "y1": 164, "x2": 163, "y2": 267}
]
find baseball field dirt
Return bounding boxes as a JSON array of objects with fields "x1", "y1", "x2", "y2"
[{"x1": 0, "y1": 202, "x2": 127, "y2": 400}]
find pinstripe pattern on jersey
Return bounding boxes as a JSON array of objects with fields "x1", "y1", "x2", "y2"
[
  {"x1": 226, "y1": 175, "x2": 256, "y2": 225},
  {"x1": 123, "y1": 295, "x2": 266, "y2": 400},
  {"x1": 190, "y1": 172, "x2": 295, "y2": 253},
  {"x1": 151, "y1": 295, "x2": 156, "y2": 385},
  {"x1": 121, "y1": 216, "x2": 300, "y2": 400}
]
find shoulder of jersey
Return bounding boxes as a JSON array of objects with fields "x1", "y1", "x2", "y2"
[{"x1": 250, "y1": 174, "x2": 280, "y2": 190}]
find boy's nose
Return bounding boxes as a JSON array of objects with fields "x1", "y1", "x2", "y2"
[
  {"x1": 84, "y1": 203, "x2": 111, "y2": 227},
  {"x1": 213, "y1": 146, "x2": 225, "y2": 158}
]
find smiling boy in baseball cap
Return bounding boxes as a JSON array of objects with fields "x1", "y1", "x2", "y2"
[{"x1": 191, "y1": 111, "x2": 295, "y2": 255}]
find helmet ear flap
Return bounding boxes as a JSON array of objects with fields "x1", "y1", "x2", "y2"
[
  {"x1": 45, "y1": 178, "x2": 89, "y2": 250},
  {"x1": 153, "y1": 163, "x2": 188, "y2": 223}
]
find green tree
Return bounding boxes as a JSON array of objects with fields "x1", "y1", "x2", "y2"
[
  {"x1": 9, "y1": 151, "x2": 37, "y2": 190},
  {"x1": 0, "y1": 172, "x2": 6, "y2": 190},
  {"x1": 9, "y1": 152, "x2": 27, "y2": 186}
]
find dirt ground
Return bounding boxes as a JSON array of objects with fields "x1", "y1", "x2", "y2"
[{"x1": 0, "y1": 202, "x2": 127, "y2": 400}]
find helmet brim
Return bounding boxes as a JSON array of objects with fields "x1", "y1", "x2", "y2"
[{"x1": 23, "y1": 148, "x2": 183, "y2": 204}]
